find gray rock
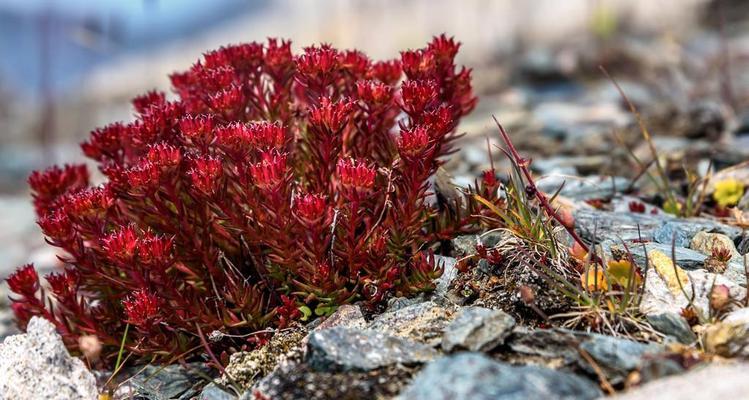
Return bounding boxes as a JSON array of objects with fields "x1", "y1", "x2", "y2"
[
  {"x1": 576, "y1": 209, "x2": 741, "y2": 245},
  {"x1": 537, "y1": 175, "x2": 630, "y2": 201},
  {"x1": 0, "y1": 317, "x2": 98, "y2": 400},
  {"x1": 312, "y1": 304, "x2": 366, "y2": 332},
  {"x1": 397, "y1": 353, "x2": 601, "y2": 400},
  {"x1": 120, "y1": 362, "x2": 212, "y2": 400},
  {"x1": 646, "y1": 313, "x2": 696, "y2": 344},
  {"x1": 451, "y1": 231, "x2": 508, "y2": 257},
  {"x1": 639, "y1": 267, "x2": 746, "y2": 317},
  {"x1": 433, "y1": 255, "x2": 458, "y2": 301},
  {"x1": 690, "y1": 231, "x2": 741, "y2": 260},
  {"x1": 367, "y1": 301, "x2": 456, "y2": 346},
  {"x1": 507, "y1": 328, "x2": 664, "y2": 385},
  {"x1": 441, "y1": 307, "x2": 515, "y2": 352},
  {"x1": 198, "y1": 383, "x2": 237, "y2": 400},
  {"x1": 306, "y1": 327, "x2": 438, "y2": 372},
  {"x1": 605, "y1": 241, "x2": 747, "y2": 286},
  {"x1": 608, "y1": 363, "x2": 749, "y2": 400}
]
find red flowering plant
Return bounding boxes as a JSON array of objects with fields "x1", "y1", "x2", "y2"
[{"x1": 6, "y1": 35, "x2": 476, "y2": 364}]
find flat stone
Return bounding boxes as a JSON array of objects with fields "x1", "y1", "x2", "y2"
[
  {"x1": 396, "y1": 353, "x2": 601, "y2": 400},
  {"x1": 608, "y1": 363, "x2": 749, "y2": 400},
  {"x1": 0, "y1": 317, "x2": 98, "y2": 400},
  {"x1": 120, "y1": 362, "x2": 212, "y2": 400},
  {"x1": 433, "y1": 256, "x2": 459, "y2": 301},
  {"x1": 702, "y1": 308, "x2": 749, "y2": 358},
  {"x1": 198, "y1": 383, "x2": 237, "y2": 400},
  {"x1": 639, "y1": 267, "x2": 745, "y2": 317},
  {"x1": 575, "y1": 209, "x2": 741, "y2": 245},
  {"x1": 367, "y1": 301, "x2": 456, "y2": 346},
  {"x1": 690, "y1": 231, "x2": 741, "y2": 260},
  {"x1": 507, "y1": 328, "x2": 664, "y2": 385},
  {"x1": 646, "y1": 313, "x2": 696, "y2": 344},
  {"x1": 441, "y1": 307, "x2": 516, "y2": 352},
  {"x1": 306, "y1": 327, "x2": 438, "y2": 372},
  {"x1": 537, "y1": 175, "x2": 630, "y2": 201},
  {"x1": 312, "y1": 304, "x2": 366, "y2": 332}
]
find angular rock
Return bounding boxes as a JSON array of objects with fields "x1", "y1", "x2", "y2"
[
  {"x1": 311, "y1": 304, "x2": 366, "y2": 332},
  {"x1": 367, "y1": 301, "x2": 456, "y2": 346},
  {"x1": 198, "y1": 383, "x2": 237, "y2": 400},
  {"x1": 0, "y1": 317, "x2": 98, "y2": 400},
  {"x1": 575, "y1": 209, "x2": 741, "y2": 244},
  {"x1": 251, "y1": 361, "x2": 415, "y2": 400},
  {"x1": 646, "y1": 313, "x2": 696, "y2": 344},
  {"x1": 537, "y1": 175, "x2": 630, "y2": 201},
  {"x1": 702, "y1": 309, "x2": 749, "y2": 358},
  {"x1": 609, "y1": 363, "x2": 749, "y2": 400},
  {"x1": 433, "y1": 255, "x2": 459, "y2": 301},
  {"x1": 507, "y1": 328, "x2": 664, "y2": 385},
  {"x1": 441, "y1": 307, "x2": 515, "y2": 352},
  {"x1": 306, "y1": 327, "x2": 438, "y2": 372},
  {"x1": 690, "y1": 231, "x2": 741, "y2": 260},
  {"x1": 397, "y1": 353, "x2": 601, "y2": 400},
  {"x1": 639, "y1": 266, "x2": 746, "y2": 317},
  {"x1": 120, "y1": 362, "x2": 213, "y2": 400}
]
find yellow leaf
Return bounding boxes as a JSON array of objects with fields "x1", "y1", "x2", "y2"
[
  {"x1": 581, "y1": 267, "x2": 608, "y2": 292},
  {"x1": 648, "y1": 250, "x2": 689, "y2": 295},
  {"x1": 606, "y1": 259, "x2": 642, "y2": 289}
]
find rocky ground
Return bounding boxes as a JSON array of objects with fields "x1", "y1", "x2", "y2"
[{"x1": 4, "y1": 8, "x2": 749, "y2": 400}]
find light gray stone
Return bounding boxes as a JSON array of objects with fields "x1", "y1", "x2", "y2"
[
  {"x1": 306, "y1": 327, "x2": 438, "y2": 372},
  {"x1": 441, "y1": 307, "x2": 515, "y2": 352},
  {"x1": 0, "y1": 317, "x2": 98, "y2": 400},
  {"x1": 397, "y1": 353, "x2": 601, "y2": 400}
]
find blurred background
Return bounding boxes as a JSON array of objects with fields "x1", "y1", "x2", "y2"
[{"x1": 1, "y1": 0, "x2": 749, "y2": 311}]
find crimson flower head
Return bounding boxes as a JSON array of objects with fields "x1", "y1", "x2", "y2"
[
  {"x1": 400, "y1": 80, "x2": 438, "y2": 116},
  {"x1": 123, "y1": 290, "x2": 162, "y2": 329},
  {"x1": 101, "y1": 225, "x2": 139, "y2": 264},
  {"x1": 248, "y1": 121, "x2": 285, "y2": 149},
  {"x1": 188, "y1": 156, "x2": 223, "y2": 194},
  {"x1": 264, "y1": 38, "x2": 294, "y2": 79},
  {"x1": 294, "y1": 193, "x2": 327, "y2": 225},
  {"x1": 204, "y1": 42, "x2": 264, "y2": 71},
  {"x1": 340, "y1": 50, "x2": 371, "y2": 79},
  {"x1": 38, "y1": 210, "x2": 73, "y2": 240},
  {"x1": 249, "y1": 151, "x2": 288, "y2": 190},
  {"x1": 132, "y1": 90, "x2": 167, "y2": 114},
  {"x1": 179, "y1": 114, "x2": 215, "y2": 142},
  {"x1": 64, "y1": 186, "x2": 113, "y2": 218},
  {"x1": 427, "y1": 34, "x2": 460, "y2": 65},
  {"x1": 124, "y1": 160, "x2": 161, "y2": 193},
  {"x1": 147, "y1": 143, "x2": 182, "y2": 169},
  {"x1": 307, "y1": 97, "x2": 354, "y2": 135},
  {"x1": 400, "y1": 49, "x2": 435, "y2": 79},
  {"x1": 215, "y1": 122, "x2": 252, "y2": 152},
  {"x1": 28, "y1": 164, "x2": 90, "y2": 216},
  {"x1": 337, "y1": 158, "x2": 376, "y2": 197},
  {"x1": 137, "y1": 231, "x2": 174, "y2": 267},
  {"x1": 7, "y1": 264, "x2": 40, "y2": 297},
  {"x1": 209, "y1": 83, "x2": 245, "y2": 116},
  {"x1": 368, "y1": 59, "x2": 402, "y2": 85},
  {"x1": 356, "y1": 80, "x2": 394, "y2": 107},
  {"x1": 81, "y1": 122, "x2": 127, "y2": 162},
  {"x1": 46, "y1": 270, "x2": 78, "y2": 299},
  {"x1": 482, "y1": 169, "x2": 499, "y2": 189},
  {"x1": 296, "y1": 45, "x2": 341, "y2": 85},
  {"x1": 397, "y1": 126, "x2": 432, "y2": 160}
]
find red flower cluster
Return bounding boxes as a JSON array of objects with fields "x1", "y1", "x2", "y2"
[{"x1": 7, "y1": 36, "x2": 476, "y2": 364}]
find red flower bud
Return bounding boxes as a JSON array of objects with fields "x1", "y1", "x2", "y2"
[
  {"x1": 7, "y1": 264, "x2": 40, "y2": 297},
  {"x1": 132, "y1": 90, "x2": 166, "y2": 114},
  {"x1": 397, "y1": 126, "x2": 432, "y2": 159},
  {"x1": 81, "y1": 122, "x2": 127, "y2": 161},
  {"x1": 356, "y1": 80, "x2": 394, "y2": 106},
  {"x1": 188, "y1": 156, "x2": 223, "y2": 194},
  {"x1": 337, "y1": 158, "x2": 376, "y2": 196},
  {"x1": 308, "y1": 97, "x2": 354, "y2": 135},
  {"x1": 400, "y1": 80, "x2": 438, "y2": 116},
  {"x1": 179, "y1": 114, "x2": 215, "y2": 141},
  {"x1": 147, "y1": 143, "x2": 182, "y2": 169},
  {"x1": 124, "y1": 160, "x2": 161, "y2": 192},
  {"x1": 209, "y1": 83, "x2": 245, "y2": 115},
  {"x1": 123, "y1": 290, "x2": 162, "y2": 329},
  {"x1": 101, "y1": 225, "x2": 139, "y2": 264},
  {"x1": 249, "y1": 151, "x2": 288, "y2": 190},
  {"x1": 340, "y1": 50, "x2": 370, "y2": 78},
  {"x1": 28, "y1": 164, "x2": 89, "y2": 216},
  {"x1": 294, "y1": 193, "x2": 327, "y2": 225},
  {"x1": 368, "y1": 59, "x2": 402, "y2": 85},
  {"x1": 46, "y1": 270, "x2": 78, "y2": 299},
  {"x1": 400, "y1": 49, "x2": 435, "y2": 79}
]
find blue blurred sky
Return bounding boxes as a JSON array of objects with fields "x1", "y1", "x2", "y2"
[{"x1": 0, "y1": 0, "x2": 268, "y2": 97}]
